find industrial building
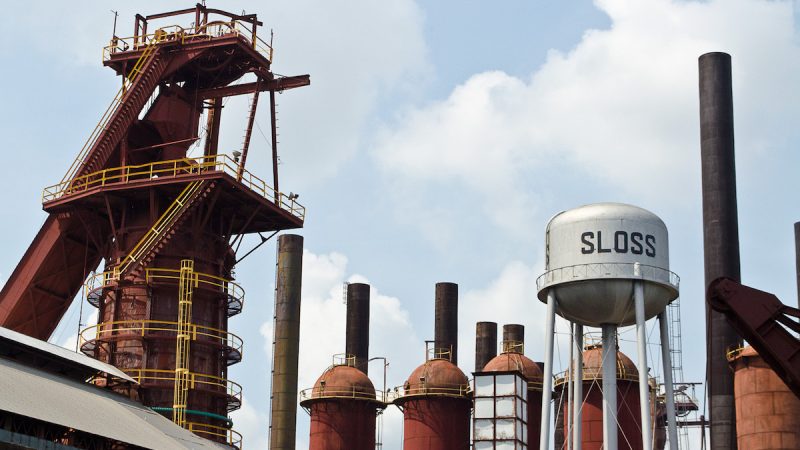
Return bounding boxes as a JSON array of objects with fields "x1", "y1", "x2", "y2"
[{"x1": 1, "y1": 4, "x2": 800, "y2": 450}]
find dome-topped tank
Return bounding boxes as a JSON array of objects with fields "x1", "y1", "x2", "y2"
[
  {"x1": 537, "y1": 203, "x2": 679, "y2": 326},
  {"x1": 402, "y1": 359, "x2": 469, "y2": 396},
  {"x1": 483, "y1": 353, "x2": 543, "y2": 384},
  {"x1": 307, "y1": 364, "x2": 377, "y2": 400}
]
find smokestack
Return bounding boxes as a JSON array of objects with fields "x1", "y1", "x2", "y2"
[
  {"x1": 503, "y1": 324, "x2": 524, "y2": 353},
  {"x1": 475, "y1": 322, "x2": 497, "y2": 372},
  {"x1": 699, "y1": 51, "x2": 742, "y2": 450},
  {"x1": 795, "y1": 222, "x2": 800, "y2": 308},
  {"x1": 346, "y1": 283, "x2": 370, "y2": 375},
  {"x1": 434, "y1": 282, "x2": 458, "y2": 365},
  {"x1": 269, "y1": 234, "x2": 304, "y2": 450}
]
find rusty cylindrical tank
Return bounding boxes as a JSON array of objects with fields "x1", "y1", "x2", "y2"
[
  {"x1": 397, "y1": 359, "x2": 471, "y2": 450},
  {"x1": 300, "y1": 365, "x2": 382, "y2": 450},
  {"x1": 730, "y1": 346, "x2": 800, "y2": 449},
  {"x1": 559, "y1": 345, "x2": 642, "y2": 450},
  {"x1": 482, "y1": 324, "x2": 544, "y2": 448},
  {"x1": 475, "y1": 322, "x2": 498, "y2": 372},
  {"x1": 346, "y1": 283, "x2": 370, "y2": 375}
]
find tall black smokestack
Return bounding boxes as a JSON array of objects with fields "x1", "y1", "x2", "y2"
[
  {"x1": 435, "y1": 282, "x2": 458, "y2": 365},
  {"x1": 699, "y1": 51, "x2": 742, "y2": 450},
  {"x1": 269, "y1": 234, "x2": 304, "y2": 450},
  {"x1": 795, "y1": 222, "x2": 800, "y2": 308},
  {"x1": 502, "y1": 324, "x2": 525, "y2": 353},
  {"x1": 475, "y1": 322, "x2": 497, "y2": 372},
  {"x1": 346, "y1": 283, "x2": 370, "y2": 375}
]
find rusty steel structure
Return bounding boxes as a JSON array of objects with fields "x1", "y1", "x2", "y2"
[
  {"x1": 394, "y1": 283, "x2": 471, "y2": 450},
  {"x1": 300, "y1": 282, "x2": 383, "y2": 450},
  {"x1": 0, "y1": 5, "x2": 308, "y2": 447},
  {"x1": 557, "y1": 345, "x2": 643, "y2": 450},
  {"x1": 699, "y1": 51, "x2": 742, "y2": 450},
  {"x1": 728, "y1": 346, "x2": 800, "y2": 449}
]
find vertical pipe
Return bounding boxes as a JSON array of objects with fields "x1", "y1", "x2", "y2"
[
  {"x1": 539, "y1": 291, "x2": 557, "y2": 450},
  {"x1": 269, "y1": 234, "x2": 304, "y2": 450},
  {"x1": 795, "y1": 222, "x2": 800, "y2": 308},
  {"x1": 634, "y1": 280, "x2": 653, "y2": 450},
  {"x1": 346, "y1": 283, "x2": 370, "y2": 375},
  {"x1": 699, "y1": 51, "x2": 741, "y2": 450},
  {"x1": 475, "y1": 321, "x2": 497, "y2": 372},
  {"x1": 659, "y1": 311, "x2": 679, "y2": 450},
  {"x1": 573, "y1": 323, "x2": 583, "y2": 450},
  {"x1": 270, "y1": 90, "x2": 280, "y2": 203},
  {"x1": 602, "y1": 325, "x2": 618, "y2": 450},
  {"x1": 434, "y1": 282, "x2": 458, "y2": 364},
  {"x1": 567, "y1": 323, "x2": 575, "y2": 450},
  {"x1": 503, "y1": 323, "x2": 525, "y2": 353}
]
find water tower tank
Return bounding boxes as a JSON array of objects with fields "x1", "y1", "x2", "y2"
[{"x1": 537, "y1": 203, "x2": 679, "y2": 326}]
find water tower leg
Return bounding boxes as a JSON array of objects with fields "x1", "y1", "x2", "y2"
[
  {"x1": 567, "y1": 323, "x2": 574, "y2": 450},
  {"x1": 602, "y1": 325, "x2": 618, "y2": 450},
  {"x1": 573, "y1": 323, "x2": 583, "y2": 450},
  {"x1": 658, "y1": 310, "x2": 679, "y2": 450},
  {"x1": 634, "y1": 280, "x2": 653, "y2": 450},
  {"x1": 539, "y1": 291, "x2": 557, "y2": 450}
]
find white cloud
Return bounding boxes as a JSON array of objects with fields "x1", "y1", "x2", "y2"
[
  {"x1": 229, "y1": 397, "x2": 269, "y2": 450},
  {"x1": 373, "y1": 0, "x2": 800, "y2": 239}
]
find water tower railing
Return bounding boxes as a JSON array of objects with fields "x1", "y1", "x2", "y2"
[{"x1": 536, "y1": 262, "x2": 679, "y2": 291}]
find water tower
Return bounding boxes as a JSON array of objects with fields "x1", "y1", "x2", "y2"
[{"x1": 536, "y1": 203, "x2": 680, "y2": 450}]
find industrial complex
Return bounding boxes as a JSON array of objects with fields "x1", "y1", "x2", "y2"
[{"x1": 1, "y1": 4, "x2": 799, "y2": 450}]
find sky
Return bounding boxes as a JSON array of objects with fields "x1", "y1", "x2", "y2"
[{"x1": 1, "y1": 0, "x2": 799, "y2": 449}]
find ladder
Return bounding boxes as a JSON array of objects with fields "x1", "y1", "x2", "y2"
[
  {"x1": 114, "y1": 180, "x2": 215, "y2": 279},
  {"x1": 173, "y1": 259, "x2": 196, "y2": 427}
]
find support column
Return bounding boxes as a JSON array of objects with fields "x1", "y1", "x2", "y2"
[
  {"x1": 567, "y1": 323, "x2": 575, "y2": 450},
  {"x1": 573, "y1": 323, "x2": 583, "y2": 450},
  {"x1": 634, "y1": 280, "x2": 653, "y2": 450},
  {"x1": 602, "y1": 325, "x2": 618, "y2": 450},
  {"x1": 659, "y1": 311, "x2": 680, "y2": 450},
  {"x1": 269, "y1": 234, "x2": 304, "y2": 450},
  {"x1": 539, "y1": 291, "x2": 557, "y2": 450}
]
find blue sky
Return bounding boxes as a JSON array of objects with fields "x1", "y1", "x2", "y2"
[{"x1": 1, "y1": 1, "x2": 799, "y2": 448}]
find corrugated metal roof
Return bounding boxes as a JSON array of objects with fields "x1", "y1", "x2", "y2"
[
  {"x1": 0, "y1": 357, "x2": 231, "y2": 449},
  {"x1": 0, "y1": 326, "x2": 136, "y2": 383}
]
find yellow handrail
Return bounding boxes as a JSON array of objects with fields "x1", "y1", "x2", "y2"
[
  {"x1": 62, "y1": 39, "x2": 161, "y2": 185},
  {"x1": 80, "y1": 320, "x2": 243, "y2": 354},
  {"x1": 187, "y1": 422, "x2": 242, "y2": 449},
  {"x1": 43, "y1": 155, "x2": 305, "y2": 221},
  {"x1": 125, "y1": 368, "x2": 242, "y2": 401}
]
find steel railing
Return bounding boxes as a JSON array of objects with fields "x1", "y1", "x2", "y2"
[
  {"x1": 80, "y1": 319, "x2": 243, "y2": 356},
  {"x1": 42, "y1": 154, "x2": 305, "y2": 221},
  {"x1": 125, "y1": 368, "x2": 242, "y2": 407},
  {"x1": 388, "y1": 384, "x2": 472, "y2": 402},
  {"x1": 299, "y1": 387, "x2": 385, "y2": 403},
  {"x1": 187, "y1": 422, "x2": 242, "y2": 449},
  {"x1": 537, "y1": 262, "x2": 680, "y2": 292},
  {"x1": 104, "y1": 20, "x2": 273, "y2": 62}
]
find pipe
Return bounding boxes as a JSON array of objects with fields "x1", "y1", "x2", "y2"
[
  {"x1": 699, "y1": 51, "x2": 741, "y2": 450},
  {"x1": 149, "y1": 407, "x2": 233, "y2": 427},
  {"x1": 795, "y1": 222, "x2": 800, "y2": 308},
  {"x1": 602, "y1": 325, "x2": 618, "y2": 450},
  {"x1": 539, "y1": 291, "x2": 557, "y2": 450},
  {"x1": 434, "y1": 282, "x2": 458, "y2": 364},
  {"x1": 634, "y1": 280, "x2": 653, "y2": 450},
  {"x1": 269, "y1": 234, "x2": 304, "y2": 450},
  {"x1": 659, "y1": 311, "x2": 680, "y2": 450},
  {"x1": 475, "y1": 321, "x2": 497, "y2": 372},
  {"x1": 573, "y1": 323, "x2": 583, "y2": 450},
  {"x1": 502, "y1": 323, "x2": 525, "y2": 353},
  {"x1": 346, "y1": 282, "x2": 370, "y2": 375},
  {"x1": 567, "y1": 323, "x2": 575, "y2": 450}
]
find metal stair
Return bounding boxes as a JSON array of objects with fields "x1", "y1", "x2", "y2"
[{"x1": 115, "y1": 180, "x2": 216, "y2": 280}]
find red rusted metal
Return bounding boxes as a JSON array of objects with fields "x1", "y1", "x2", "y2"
[
  {"x1": 0, "y1": 6, "x2": 308, "y2": 445},
  {"x1": 560, "y1": 346, "x2": 643, "y2": 450},
  {"x1": 707, "y1": 278, "x2": 800, "y2": 399},
  {"x1": 730, "y1": 346, "x2": 800, "y2": 448}
]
